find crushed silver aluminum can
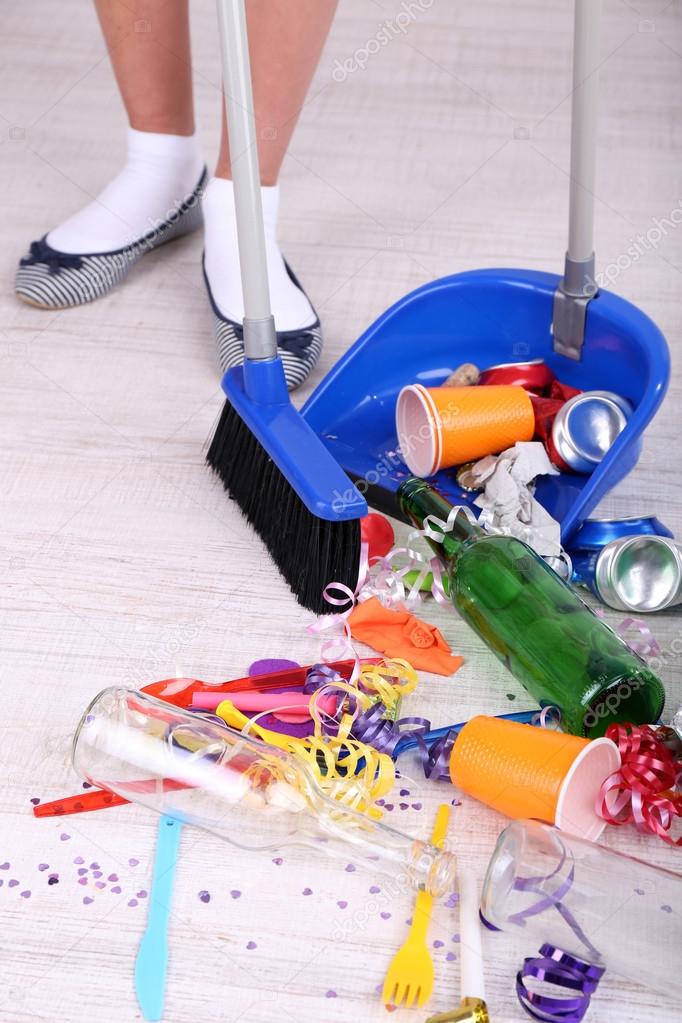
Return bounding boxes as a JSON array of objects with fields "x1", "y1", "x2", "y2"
[
  {"x1": 593, "y1": 534, "x2": 682, "y2": 613},
  {"x1": 552, "y1": 390, "x2": 633, "y2": 473}
]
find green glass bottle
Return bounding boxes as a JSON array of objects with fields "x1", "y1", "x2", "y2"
[{"x1": 399, "y1": 478, "x2": 665, "y2": 738}]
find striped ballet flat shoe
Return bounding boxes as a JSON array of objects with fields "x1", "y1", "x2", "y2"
[
  {"x1": 203, "y1": 257, "x2": 323, "y2": 392},
  {"x1": 15, "y1": 168, "x2": 208, "y2": 310}
]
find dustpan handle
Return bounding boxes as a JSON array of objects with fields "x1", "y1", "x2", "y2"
[
  {"x1": 216, "y1": 0, "x2": 277, "y2": 360},
  {"x1": 553, "y1": 0, "x2": 602, "y2": 361}
]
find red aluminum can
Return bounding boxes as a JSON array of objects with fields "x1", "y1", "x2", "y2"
[{"x1": 479, "y1": 359, "x2": 555, "y2": 394}]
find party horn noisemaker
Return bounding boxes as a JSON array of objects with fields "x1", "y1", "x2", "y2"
[{"x1": 449, "y1": 716, "x2": 620, "y2": 840}]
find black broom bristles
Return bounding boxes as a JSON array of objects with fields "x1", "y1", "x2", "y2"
[{"x1": 207, "y1": 400, "x2": 361, "y2": 614}]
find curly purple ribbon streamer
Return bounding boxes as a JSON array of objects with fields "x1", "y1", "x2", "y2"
[{"x1": 516, "y1": 943, "x2": 605, "y2": 1023}]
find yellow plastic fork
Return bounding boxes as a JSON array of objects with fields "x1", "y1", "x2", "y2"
[{"x1": 381, "y1": 803, "x2": 451, "y2": 1010}]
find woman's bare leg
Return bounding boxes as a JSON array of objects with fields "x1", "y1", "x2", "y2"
[{"x1": 216, "y1": 0, "x2": 339, "y2": 185}]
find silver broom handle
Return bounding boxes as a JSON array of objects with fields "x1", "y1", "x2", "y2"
[{"x1": 216, "y1": 0, "x2": 278, "y2": 360}]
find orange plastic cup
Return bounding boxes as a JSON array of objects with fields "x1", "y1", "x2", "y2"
[
  {"x1": 449, "y1": 716, "x2": 620, "y2": 840},
  {"x1": 395, "y1": 383, "x2": 535, "y2": 477}
]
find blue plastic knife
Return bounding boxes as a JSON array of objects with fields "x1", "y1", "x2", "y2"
[{"x1": 134, "y1": 815, "x2": 183, "y2": 1021}]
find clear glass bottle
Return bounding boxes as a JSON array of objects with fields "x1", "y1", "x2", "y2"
[
  {"x1": 399, "y1": 478, "x2": 665, "y2": 737},
  {"x1": 72, "y1": 687, "x2": 457, "y2": 896},
  {"x1": 480, "y1": 819, "x2": 682, "y2": 996}
]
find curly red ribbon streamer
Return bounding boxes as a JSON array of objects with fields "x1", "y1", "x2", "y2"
[{"x1": 597, "y1": 723, "x2": 682, "y2": 846}]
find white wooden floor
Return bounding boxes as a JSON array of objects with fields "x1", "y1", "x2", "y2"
[{"x1": 1, "y1": 2, "x2": 681, "y2": 1021}]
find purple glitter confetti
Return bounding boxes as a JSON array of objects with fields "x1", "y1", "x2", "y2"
[
  {"x1": 446, "y1": 952, "x2": 457, "y2": 962},
  {"x1": 95, "y1": 882, "x2": 106, "y2": 890},
  {"x1": 230, "y1": 890, "x2": 242, "y2": 900},
  {"x1": 272, "y1": 857, "x2": 283, "y2": 866},
  {"x1": 128, "y1": 858, "x2": 139, "y2": 867},
  {"x1": 345, "y1": 864, "x2": 356, "y2": 873},
  {"x1": 433, "y1": 940, "x2": 444, "y2": 949},
  {"x1": 411, "y1": 803, "x2": 422, "y2": 810},
  {"x1": 38, "y1": 863, "x2": 49, "y2": 872},
  {"x1": 325, "y1": 990, "x2": 338, "y2": 999},
  {"x1": 198, "y1": 890, "x2": 211, "y2": 903},
  {"x1": 74, "y1": 857, "x2": 84, "y2": 865},
  {"x1": 369, "y1": 886, "x2": 381, "y2": 894},
  {"x1": 128, "y1": 899, "x2": 138, "y2": 908},
  {"x1": 0, "y1": 863, "x2": 9, "y2": 870},
  {"x1": 400, "y1": 789, "x2": 410, "y2": 797},
  {"x1": 302, "y1": 888, "x2": 313, "y2": 896},
  {"x1": 451, "y1": 933, "x2": 461, "y2": 943},
  {"x1": 60, "y1": 834, "x2": 70, "y2": 842},
  {"x1": 92, "y1": 871, "x2": 103, "y2": 879},
  {"x1": 445, "y1": 893, "x2": 459, "y2": 909},
  {"x1": 246, "y1": 941, "x2": 257, "y2": 950},
  {"x1": 78, "y1": 878, "x2": 88, "y2": 886},
  {"x1": 108, "y1": 874, "x2": 118, "y2": 882},
  {"x1": 9, "y1": 879, "x2": 19, "y2": 888},
  {"x1": 77, "y1": 868, "x2": 88, "y2": 876},
  {"x1": 111, "y1": 886, "x2": 122, "y2": 894},
  {"x1": 399, "y1": 803, "x2": 408, "y2": 811},
  {"x1": 337, "y1": 901, "x2": 348, "y2": 909},
  {"x1": 20, "y1": 890, "x2": 31, "y2": 899},
  {"x1": 137, "y1": 890, "x2": 148, "y2": 899},
  {"x1": 380, "y1": 912, "x2": 391, "y2": 920},
  {"x1": 83, "y1": 896, "x2": 93, "y2": 905},
  {"x1": 90, "y1": 862, "x2": 100, "y2": 870},
  {"x1": 384, "y1": 804, "x2": 394, "y2": 812}
]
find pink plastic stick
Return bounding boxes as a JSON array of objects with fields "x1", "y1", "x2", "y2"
[{"x1": 191, "y1": 690, "x2": 336, "y2": 718}]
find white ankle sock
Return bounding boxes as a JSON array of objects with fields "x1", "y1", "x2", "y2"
[
  {"x1": 47, "y1": 128, "x2": 204, "y2": 254},
  {"x1": 202, "y1": 176, "x2": 317, "y2": 332}
]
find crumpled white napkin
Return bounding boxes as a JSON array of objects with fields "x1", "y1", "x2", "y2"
[{"x1": 470, "y1": 441, "x2": 563, "y2": 558}]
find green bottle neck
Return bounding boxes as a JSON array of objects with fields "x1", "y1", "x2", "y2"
[{"x1": 398, "y1": 477, "x2": 484, "y2": 565}]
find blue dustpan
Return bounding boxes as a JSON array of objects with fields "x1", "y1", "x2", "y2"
[
  {"x1": 301, "y1": 267, "x2": 669, "y2": 541},
  {"x1": 302, "y1": 2, "x2": 669, "y2": 540}
]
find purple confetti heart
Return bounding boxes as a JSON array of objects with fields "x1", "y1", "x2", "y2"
[
  {"x1": 108, "y1": 874, "x2": 118, "y2": 882},
  {"x1": 634, "y1": 888, "x2": 645, "y2": 895},
  {"x1": 9, "y1": 879, "x2": 19, "y2": 888},
  {"x1": 137, "y1": 890, "x2": 148, "y2": 899},
  {"x1": 48, "y1": 876, "x2": 59, "y2": 886},
  {"x1": 325, "y1": 990, "x2": 338, "y2": 999},
  {"x1": 399, "y1": 803, "x2": 408, "y2": 811},
  {"x1": 405, "y1": 917, "x2": 412, "y2": 925},
  {"x1": 198, "y1": 890, "x2": 211, "y2": 903},
  {"x1": 230, "y1": 890, "x2": 242, "y2": 900},
  {"x1": 128, "y1": 858, "x2": 139, "y2": 867},
  {"x1": 60, "y1": 834, "x2": 70, "y2": 842},
  {"x1": 38, "y1": 863, "x2": 49, "y2": 872},
  {"x1": 661, "y1": 905, "x2": 673, "y2": 913},
  {"x1": 30, "y1": 797, "x2": 40, "y2": 805},
  {"x1": 128, "y1": 899, "x2": 138, "y2": 908},
  {"x1": 78, "y1": 878, "x2": 88, "y2": 886},
  {"x1": 384, "y1": 804, "x2": 394, "y2": 812},
  {"x1": 111, "y1": 886, "x2": 122, "y2": 894},
  {"x1": 302, "y1": 887, "x2": 313, "y2": 896},
  {"x1": 400, "y1": 789, "x2": 410, "y2": 797},
  {"x1": 83, "y1": 896, "x2": 93, "y2": 905},
  {"x1": 369, "y1": 885, "x2": 381, "y2": 894},
  {"x1": 433, "y1": 940, "x2": 444, "y2": 949},
  {"x1": 345, "y1": 864, "x2": 356, "y2": 873},
  {"x1": 95, "y1": 882, "x2": 106, "y2": 890},
  {"x1": 451, "y1": 799, "x2": 462, "y2": 807},
  {"x1": 246, "y1": 940, "x2": 257, "y2": 950},
  {"x1": 20, "y1": 890, "x2": 31, "y2": 899},
  {"x1": 74, "y1": 857, "x2": 84, "y2": 865},
  {"x1": 445, "y1": 893, "x2": 459, "y2": 909},
  {"x1": 337, "y1": 900, "x2": 348, "y2": 909},
  {"x1": 90, "y1": 862, "x2": 100, "y2": 870},
  {"x1": 92, "y1": 871, "x2": 103, "y2": 879},
  {"x1": 272, "y1": 857, "x2": 283, "y2": 866},
  {"x1": 77, "y1": 868, "x2": 87, "y2": 876},
  {"x1": 0, "y1": 863, "x2": 9, "y2": 870},
  {"x1": 411, "y1": 803, "x2": 422, "y2": 811},
  {"x1": 451, "y1": 933, "x2": 460, "y2": 943},
  {"x1": 446, "y1": 952, "x2": 457, "y2": 962},
  {"x1": 376, "y1": 799, "x2": 385, "y2": 807},
  {"x1": 380, "y1": 911, "x2": 391, "y2": 920}
]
